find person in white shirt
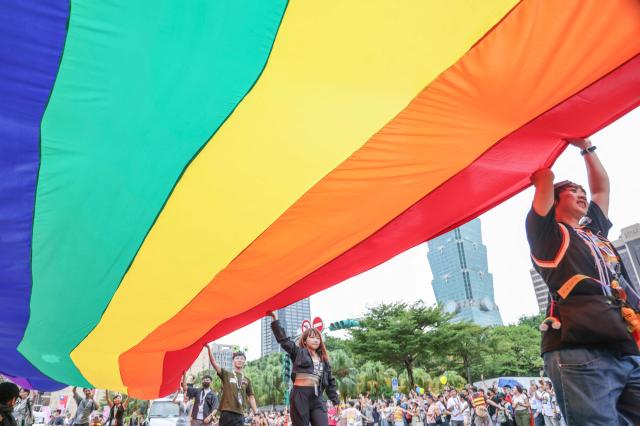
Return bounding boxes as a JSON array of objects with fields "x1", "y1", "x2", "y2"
[
  {"x1": 445, "y1": 390, "x2": 466, "y2": 426},
  {"x1": 529, "y1": 384, "x2": 543, "y2": 426},
  {"x1": 341, "y1": 401, "x2": 362, "y2": 426},
  {"x1": 511, "y1": 386, "x2": 530, "y2": 426},
  {"x1": 540, "y1": 382, "x2": 560, "y2": 426}
]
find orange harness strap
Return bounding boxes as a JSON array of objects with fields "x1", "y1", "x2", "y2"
[{"x1": 557, "y1": 274, "x2": 591, "y2": 299}]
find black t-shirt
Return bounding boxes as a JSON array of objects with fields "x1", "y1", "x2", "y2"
[
  {"x1": 107, "y1": 406, "x2": 125, "y2": 426},
  {"x1": 525, "y1": 201, "x2": 638, "y2": 355},
  {"x1": 0, "y1": 407, "x2": 16, "y2": 426}
]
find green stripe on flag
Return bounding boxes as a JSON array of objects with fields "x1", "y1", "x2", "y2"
[{"x1": 20, "y1": 0, "x2": 287, "y2": 386}]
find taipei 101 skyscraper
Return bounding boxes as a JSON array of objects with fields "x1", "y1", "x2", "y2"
[{"x1": 427, "y1": 218, "x2": 503, "y2": 326}]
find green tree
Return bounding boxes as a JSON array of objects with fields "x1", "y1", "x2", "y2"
[
  {"x1": 125, "y1": 398, "x2": 149, "y2": 417},
  {"x1": 429, "y1": 322, "x2": 489, "y2": 384},
  {"x1": 398, "y1": 367, "x2": 431, "y2": 393},
  {"x1": 356, "y1": 361, "x2": 387, "y2": 395},
  {"x1": 245, "y1": 353, "x2": 286, "y2": 407},
  {"x1": 324, "y1": 335, "x2": 354, "y2": 357},
  {"x1": 442, "y1": 370, "x2": 466, "y2": 389},
  {"x1": 517, "y1": 313, "x2": 546, "y2": 329},
  {"x1": 349, "y1": 301, "x2": 449, "y2": 392},
  {"x1": 331, "y1": 349, "x2": 358, "y2": 401},
  {"x1": 382, "y1": 368, "x2": 398, "y2": 397},
  {"x1": 481, "y1": 324, "x2": 543, "y2": 378}
]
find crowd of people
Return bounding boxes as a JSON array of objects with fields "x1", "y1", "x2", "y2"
[
  {"x1": 244, "y1": 380, "x2": 564, "y2": 426},
  {"x1": 345, "y1": 382, "x2": 564, "y2": 426},
  {"x1": 1, "y1": 357, "x2": 565, "y2": 426},
  {"x1": 0, "y1": 383, "x2": 136, "y2": 426}
]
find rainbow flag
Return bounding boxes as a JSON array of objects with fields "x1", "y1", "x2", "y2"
[{"x1": 1, "y1": 0, "x2": 639, "y2": 398}]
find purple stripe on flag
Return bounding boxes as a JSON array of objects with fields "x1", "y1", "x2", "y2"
[{"x1": 0, "y1": 0, "x2": 69, "y2": 390}]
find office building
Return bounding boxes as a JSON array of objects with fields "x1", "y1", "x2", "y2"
[
  {"x1": 427, "y1": 218, "x2": 503, "y2": 326},
  {"x1": 612, "y1": 223, "x2": 640, "y2": 292},
  {"x1": 187, "y1": 342, "x2": 237, "y2": 377},
  {"x1": 261, "y1": 298, "x2": 311, "y2": 357},
  {"x1": 530, "y1": 269, "x2": 549, "y2": 313}
]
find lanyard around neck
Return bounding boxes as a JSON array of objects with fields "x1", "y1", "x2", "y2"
[{"x1": 233, "y1": 371, "x2": 244, "y2": 392}]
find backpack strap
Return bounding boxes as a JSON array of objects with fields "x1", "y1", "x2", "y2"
[{"x1": 557, "y1": 274, "x2": 591, "y2": 299}]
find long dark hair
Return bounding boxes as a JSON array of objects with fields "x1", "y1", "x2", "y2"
[{"x1": 298, "y1": 328, "x2": 329, "y2": 362}]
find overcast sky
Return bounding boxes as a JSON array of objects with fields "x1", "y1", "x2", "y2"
[{"x1": 218, "y1": 107, "x2": 639, "y2": 360}]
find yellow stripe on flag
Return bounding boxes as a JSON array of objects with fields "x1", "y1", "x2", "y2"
[{"x1": 72, "y1": 0, "x2": 518, "y2": 391}]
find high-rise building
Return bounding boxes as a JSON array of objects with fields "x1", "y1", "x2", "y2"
[
  {"x1": 187, "y1": 342, "x2": 237, "y2": 377},
  {"x1": 427, "y1": 218, "x2": 503, "y2": 326},
  {"x1": 261, "y1": 298, "x2": 311, "y2": 357},
  {"x1": 530, "y1": 269, "x2": 549, "y2": 313},
  {"x1": 612, "y1": 223, "x2": 640, "y2": 292}
]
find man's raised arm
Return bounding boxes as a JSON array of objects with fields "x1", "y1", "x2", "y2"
[
  {"x1": 531, "y1": 168, "x2": 555, "y2": 216},
  {"x1": 205, "y1": 344, "x2": 222, "y2": 374},
  {"x1": 567, "y1": 137, "x2": 610, "y2": 216}
]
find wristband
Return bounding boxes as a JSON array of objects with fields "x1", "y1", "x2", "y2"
[{"x1": 580, "y1": 145, "x2": 597, "y2": 156}]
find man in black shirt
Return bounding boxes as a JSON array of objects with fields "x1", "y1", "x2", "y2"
[{"x1": 526, "y1": 137, "x2": 640, "y2": 425}]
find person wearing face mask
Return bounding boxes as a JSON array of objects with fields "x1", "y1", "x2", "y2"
[
  {"x1": 187, "y1": 373, "x2": 219, "y2": 426},
  {"x1": 267, "y1": 311, "x2": 340, "y2": 426},
  {"x1": 527, "y1": 137, "x2": 640, "y2": 425},
  {"x1": 205, "y1": 344, "x2": 258, "y2": 426}
]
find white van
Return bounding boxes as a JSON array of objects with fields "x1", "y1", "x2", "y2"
[{"x1": 146, "y1": 395, "x2": 181, "y2": 426}]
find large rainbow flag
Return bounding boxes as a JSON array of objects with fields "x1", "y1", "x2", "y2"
[{"x1": 1, "y1": 0, "x2": 639, "y2": 398}]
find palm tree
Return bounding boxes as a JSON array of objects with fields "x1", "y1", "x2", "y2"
[
  {"x1": 398, "y1": 368, "x2": 430, "y2": 393},
  {"x1": 331, "y1": 349, "x2": 358, "y2": 401},
  {"x1": 357, "y1": 361, "x2": 386, "y2": 395},
  {"x1": 412, "y1": 368, "x2": 432, "y2": 390},
  {"x1": 430, "y1": 370, "x2": 466, "y2": 393},
  {"x1": 383, "y1": 368, "x2": 398, "y2": 397},
  {"x1": 245, "y1": 353, "x2": 286, "y2": 407}
]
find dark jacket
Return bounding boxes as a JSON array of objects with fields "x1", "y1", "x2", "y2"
[
  {"x1": 187, "y1": 387, "x2": 218, "y2": 420},
  {"x1": 271, "y1": 319, "x2": 340, "y2": 405},
  {"x1": 0, "y1": 404, "x2": 17, "y2": 426}
]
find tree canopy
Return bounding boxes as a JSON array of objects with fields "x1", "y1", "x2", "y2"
[
  {"x1": 349, "y1": 301, "x2": 449, "y2": 391},
  {"x1": 192, "y1": 300, "x2": 543, "y2": 406}
]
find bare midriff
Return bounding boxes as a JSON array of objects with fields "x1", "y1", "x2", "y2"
[{"x1": 294, "y1": 373, "x2": 320, "y2": 387}]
